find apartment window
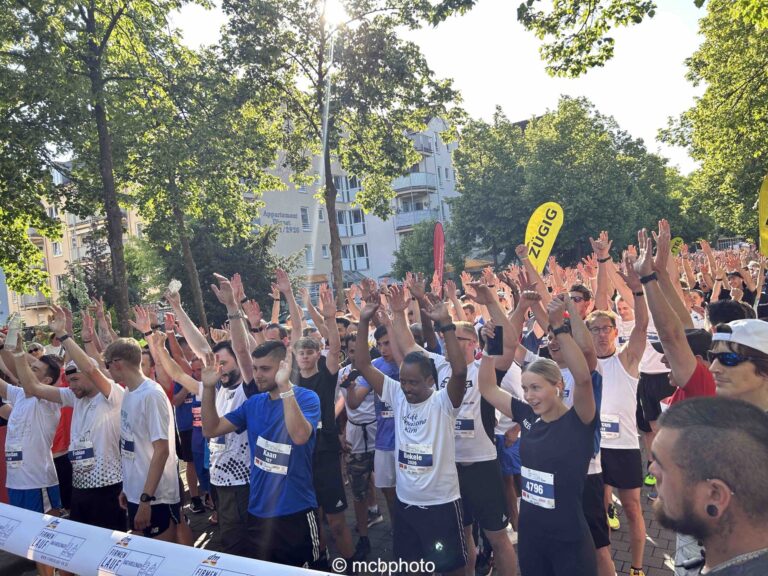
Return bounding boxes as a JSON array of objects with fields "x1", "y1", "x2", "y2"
[
  {"x1": 300, "y1": 207, "x2": 311, "y2": 231},
  {"x1": 52, "y1": 241, "x2": 63, "y2": 256},
  {"x1": 47, "y1": 206, "x2": 59, "y2": 219},
  {"x1": 437, "y1": 167, "x2": 442, "y2": 186},
  {"x1": 322, "y1": 244, "x2": 329, "y2": 258},
  {"x1": 354, "y1": 243, "x2": 369, "y2": 270},
  {"x1": 298, "y1": 184, "x2": 308, "y2": 194},
  {"x1": 55, "y1": 275, "x2": 66, "y2": 291},
  {"x1": 71, "y1": 235, "x2": 78, "y2": 251},
  {"x1": 318, "y1": 207, "x2": 325, "y2": 221},
  {"x1": 305, "y1": 244, "x2": 314, "y2": 268},
  {"x1": 445, "y1": 167, "x2": 449, "y2": 180}
]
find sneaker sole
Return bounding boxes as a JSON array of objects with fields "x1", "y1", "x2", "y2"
[{"x1": 367, "y1": 515, "x2": 384, "y2": 528}]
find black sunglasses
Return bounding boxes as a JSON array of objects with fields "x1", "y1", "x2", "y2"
[
  {"x1": 707, "y1": 351, "x2": 759, "y2": 367},
  {"x1": 105, "y1": 358, "x2": 122, "y2": 369}
]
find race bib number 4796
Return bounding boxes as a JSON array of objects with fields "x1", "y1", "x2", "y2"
[{"x1": 521, "y1": 466, "x2": 555, "y2": 509}]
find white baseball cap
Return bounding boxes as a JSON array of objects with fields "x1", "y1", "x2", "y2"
[{"x1": 712, "y1": 319, "x2": 768, "y2": 355}]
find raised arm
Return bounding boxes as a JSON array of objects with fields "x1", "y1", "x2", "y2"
[
  {"x1": 270, "y1": 283, "x2": 281, "y2": 324},
  {"x1": 212, "y1": 273, "x2": 254, "y2": 383},
  {"x1": 318, "y1": 285, "x2": 341, "y2": 375},
  {"x1": 10, "y1": 342, "x2": 61, "y2": 403},
  {"x1": 422, "y1": 294, "x2": 467, "y2": 408},
  {"x1": 163, "y1": 313, "x2": 192, "y2": 376},
  {"x1": 564, "y1": 294, "x2": 597, "y2": 373},
  {"x1": 516, "y1": 244, "x2": 552, "y2": 304},
  {"x1": 276, "y1": 269, "x2": 302, "y2": 347},
  {"x1": 165, "y1": 290, "x2": 212, "y2": 359},
  {"x1": 94, "y1": 298, "x2": 118, "y2": 344},
  {"x1": 653, "y1": 220, "x2": 694, "y2": 329},
  {"x1": 591, "y1": 232, "x2": 613, "y2": 311},
  {"x1": 277, "y1": 347, "x2": 314, "y2": 444},
  {"x1": 477, "y1": 341, "x2": 513, "y2": 418},
  {"x1": 406, "y1": 273, "x2": 439, "y2": 351},
  {"x1": 147, "y1": 332, "x2": 200, "y2": 395},
  {"x1": 617, "y1": 253, "x2": 648, "y2": 372},
  {"x1": 300, "y1": 288, "x2": 329, "y2": 341},
  {"x1": 200, "y1": 352, "x2": 238, "y2": 439},
  {"x1": 354, "y1": 296, "x2": 385, "y2": 397},
  {"x1": 388, "y1": 282, "x2": 422, "y2": 356},
  {"x1": 548, "y1": 297, "x2": 595, "y2": 425},
  {"x1": 468, "y1": 281, "x2": 521, "y2": 372},
  {"x1": 634, "y1": 230, "x2": 698, "y2": 388}
]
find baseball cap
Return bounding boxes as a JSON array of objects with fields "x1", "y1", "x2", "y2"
[
  {"x1": 64, "y1": 358, "x2": 99, "y2": 375},
  {"x1": 712, "y1": 319, "x2": 768, "y2": 356},
  {"x1": 651, "y1": 329, "x2": 713, "y2": 358}
]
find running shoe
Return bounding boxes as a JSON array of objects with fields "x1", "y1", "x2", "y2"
[
  {"x1": 352, "y1": 536, "x2": 371, "y2": 562},
  {"x1": 647, "y1": 487, "x2": 659, "y2": 502},
  {"x1": 367, "y1": 509, "x2": 384, "y2": 528},
  {"x1": 474, "y1": 550, "x2": 493, "y2": 576},
  {"x1": 188, "y1": 496, "x2": 205, "y2": 514},
  {"x1": 607, "y1": 503, "x2": 621, "y2": 530},
  {"x1": 644, "y1": 472, "x2": 657, "y2": 487}
]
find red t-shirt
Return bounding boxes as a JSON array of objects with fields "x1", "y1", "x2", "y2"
[
  {"x1": 52, "y1": 372, "x2": 73, "y2": 455},
  {"x1": 669, "y1": 360, "x2": 716, "y2": 406}
]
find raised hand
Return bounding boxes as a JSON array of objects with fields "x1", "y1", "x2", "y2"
[
  {"x1": 231, "y1": 273, "x2": 246, "y2": 304},
  {"x1": 652, "y1": 219, "x2": 672, "y2": 273},
  {"x1": 129, "y1": 306, "x2": 153, "y2": 334},
  {"x1": 242, "y1": 300, "x2": 263, "y2": 327},
  {"x1": 467, "y1": 281, "x2": 496, "y2": 305},
  {"x1": 62, "y1": 306, "x2": 74, "y2": 336},
  {"x1": 147, "y1": 330, "x2": 167, "y2": 350},
  {"x1": 201, "y1": 351, "x2": 221, "y2": 388},
  {"x1": 581, "y1": 254, "x2": 598, "y2": 278},
  {"x1": 633, "y1": 229, "x2": 654, "y2": 278},
  {"x1": 299, "y1": 287, "x2": 312, "y2": 305},
  {"x1": 211, "y1": 273, "x2": 237, "y2": 307},
  {"x1": 589, "y1": 230, "x2": 612, "y2": 260},
  {"x1": 359, "y1": 293, "x2": 380, "y2": 323},
  {"x1": 618, "y1": 252, "x2": 643, "y2": 291},
  {"x1": 444, "y1": 279, "x2": 458, "y2": 298},
  {"x1": 270, "y1": 283, "x2": 281, "y2": 300},
  {"x1": 515, "y1": 244, "x2": 529, "y2": 261},
  {"x1": 48, "y1": 305, "x2": 67, "y2": 336},
  {"x1": 81, "y1": 310, "x2": 95, "y2": 342},
  {"x1": 275, "y1": 269, "x2": 292, "y2": 295},
  {"x1": 319, "y1": 285, "x2": 337, "y2": 319},
  {"x1": 406, "y1": 272, "x2": 427, "y2": 301},
  {"x1": 480, "y1": 318, "x2": 496, "y2": 348},
  {"x1": 275, "y1": 347, "x2": 294, "y2": 390},
  {"x1": 481, "y1": 266, "x2": 496, "y2": 287},
  {"x1": 387, "y1": 284, "x2": 409, "y2": 313},
  {"x1": 210, "y1": 327, "x2": 230, "y2": 344},
  {"x1": 431, "y1": 271, "x2": 443, "y2": 298},
  {"x1": 547, "y1": 296, "x2": 567, "y2": 328},
  {"x1": 164, "y1": 289, "x2": 181, "y2": 310},
  {"x1": 164, "y1": 312, "x2": 176, "y2": 333},
  {"x1": 421, "y1": 293, "x2": 451, "y2": 325},
  {"x1": 375, "y1": 308, "x2": 392, "y2": 327},
  {"x1": 94, "y1": 297, "x2": 106, "y2": 318},
  {"x1": 460, "y1": 270, "x2": 476, "y2": 299}
]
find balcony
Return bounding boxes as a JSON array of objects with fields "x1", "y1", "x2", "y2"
[
  {"x1": 20, "y1": 292, "x2": 51, "y2": 309},
  {"x1": 410, "y1": 134, "x2": 433, "y2": 154},
  {"x1": 342, "y1": 257, "x2": 369, "y2": 272},
  {"x1": 391, "y1": 172, "x2": 437, "y2": 193},
  {"x1": 395, "y1": 208, "x2": 440, "y2": 230}
]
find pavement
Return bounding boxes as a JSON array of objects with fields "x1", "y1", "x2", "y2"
[{"x1": 0, "y1": 465, "x2": 678, "y2": 576}]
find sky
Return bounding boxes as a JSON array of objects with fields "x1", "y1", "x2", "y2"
[{"x1": 170, "y1": 0, "x2": 705, "y2": 174}]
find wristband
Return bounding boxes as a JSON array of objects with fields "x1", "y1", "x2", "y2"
[
  {"x1": 272, "y1": 297, "x2": 281, "y2": 301},
  {"x1": 550, "y1": 324, "x2": 572, "y2": 337},
  {"x1": 279, "y1": 387, "x2": 295, "y2": 399},
  {"x1": 82, "y1": 340, "x2": 93, "y2": 344},
  {"x1": 241, "y1": 297, "x2": 248, "y2": 304},
  {"x1": 436, "y1": 323, "x2": 456, "y2": 333},
  {"x1": 250, "y1": 327, "x2": 264, "y2": 334},
  {"x1": 142, "y1": 330, "x2": 153, "y2": 337},
  {"x1": 58, "y1": 334, "x2": 71, "y2": 343},
  {"x1": 639, "y1": 272, "x2": 658, "y2": 285},
  {"x1": 597, "y1": 256, "x2": 611, "y2": 263},
  {"x1": 633, "y1": 291, "x2": 645, "y2": 297},
  {"x1": 227, "y1": 312, "x2": 245, "y2": 321}
]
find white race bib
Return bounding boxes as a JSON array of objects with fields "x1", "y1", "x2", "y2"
[
  {"x1": 397, "y1": 443, "x2": 433, "y2": 474},
  {"x1": 600, "y1": 414, "x2": 620, "y2": 440},
  {"x1": 253, "y1": 436, "x2": 291, "y2": 475},
  {"x1": 120, "y1": 437, "x2": 135, "y2": 461},
  {"x1": 521, "y1": 466, "x2": 555, "y2": 509},
  {"x1": 69, "y1": 440, "x2": 95, "y2": 471},
  {"x1": 5, "y1": 444, "x2": 23, "y2": 469},
  {"x1": 454, "y1": 418, "x2": 475, "y2": 438}
]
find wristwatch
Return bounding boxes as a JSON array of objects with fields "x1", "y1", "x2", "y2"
[
  {"x1": 140, "y1": 493, "x2": 156, "y2": 503},
  {"x1": 551, "y1": 324, "x2": 572, "y2": 337}
]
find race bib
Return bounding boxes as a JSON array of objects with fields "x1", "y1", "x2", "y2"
[
  {"x1": 253, "y1": 436, "x2": 291, "y2": 475},
  {"x1": 69, "y1": 441, "x2": 95, "y2": 471},
  {"x1": 120, "y1": 437, "x2": 135, "y2": 460},
  {"x1": 600, "y1": 414, "x2": 620, "y2": 440},
  {"x1": 5, "y1": 444, "x2": 22, "y2": 469},
  {"x1": 521, "y1": 466, "x2": 555, "y2": 509},
  {"x1": 380, "y1": 401, "x2": 393, "y2": 419},
  {"x1": 192, "y1": 406, "x2": 202, "y2": 427},
  {"x1": 184, "y1": 395, "x2": 193, "y2": 404},
  {"x1": 398, "y1": 443, "x2": 433, "y2": 474},
  {"x1": 209, "y1": 436, "x2": 227, "y2": 454},
  {"x1": 454, "y1": 418, "x2": 475, "y2": 438}
]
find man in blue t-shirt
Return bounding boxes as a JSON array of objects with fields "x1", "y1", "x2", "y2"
[{"x1": 201, "y1": 341, "x2": 321, "y2": 567}]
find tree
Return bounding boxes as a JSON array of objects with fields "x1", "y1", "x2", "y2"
[
  {"x1": 448, "y1": 108, "x2": 527, "y2": 267},
  {"x1": 128, "y1": 43, "x2": 283, "y2": 329},
  {"x1": 222, "y1": 0, "x2": 461, "y2": 303},
  {"x1": 661, "y1": 0, "x2": 768, "y2": 238},
  {"x1": 392, "y1": 219, "x2": 438, "y2": 280},
  {"x1": 3, "y1": 0, "x2": 201, "y2": 334},
  {"x1": 157, "y1": 219, "x2": 302, "y2": 328},
  {"x1": 123, "y1": 238, "x2": 167, "y2": 305}
]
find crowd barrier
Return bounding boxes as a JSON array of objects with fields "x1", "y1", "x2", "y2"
[{"x1": 0, "y1": 503, "x2": 331, "y2": 575}]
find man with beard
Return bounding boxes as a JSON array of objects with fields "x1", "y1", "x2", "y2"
[
  {"x1": 201, "y1": 341, "x2": 321, "y2": 567},
  {"x1": 651, "y1": 397, "x2": 768, "y2": 575}
]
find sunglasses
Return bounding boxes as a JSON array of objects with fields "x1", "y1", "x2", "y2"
[
  {"x1": 706, "y1": 351, "x2": 759, "y2": 367},
  {"x1": 105, "y1": 358, "x2": 122, "y2": 369},
  {"x1": 569, "y1": 295, "x2": 585, "y2": 303}
]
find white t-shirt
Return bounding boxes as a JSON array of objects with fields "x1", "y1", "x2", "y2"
[
  {"x1": 437, "y1": 360, "x2": 497, "y2": 463},
  {"x1": 60, "y1": 382, "x2": 124, "y2": 489},
  {"x1": 382, "y1": 375, "x2": 460, "y2": 506},
  {"x1": 200, "y1": 382, "x2": 251, "y2": 487},
  {"x1": 496, "y1": 362, "x2": 523, "y2": 435},
  {"x1": 596, "y1": 355, "x2": 640, "y2": 450},
  {"x1": 120, "y1": 379, "x2": 180, "y2": 504},
  {"x1": 3, "y1": 384, "x2": 60, "y2": 489},
  {"x1": 690, "y1": 310, "x2": 706, "y2": 329},
  {"x1": 637, "y1": 314, "x2": 669, "y2": 374},
  {"x1": 338, "y1": 366, "x2": 377, "y2": 454}
]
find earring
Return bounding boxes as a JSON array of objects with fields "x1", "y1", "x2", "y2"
[
  {"x1": 556, "y1": 389, "x2": 561, "y2": 398},
  {"x1": 706, "y1": 505, "x2": 718, "y2": 517}
]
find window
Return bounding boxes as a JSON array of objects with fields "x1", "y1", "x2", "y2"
[
  {"x1": 445, "y1": 167, "x2": 449, "y2": 180},
  {"x1": 55, "y1": 275, "x2": 66, "y2": 291},
  {"x1": 47, "y1": 206, "x2": 59, "y2": 219},
  {"x1": 52, "y1": 241, "x2": 62, "y2": 256},
  {"x1": 298, "y1": 184, "x2": 308, "y2": 194},
  {"x1": 71, "y1": 235, "x2": 78, "y2": 250},
  {"x1": 437, "y1": 167, "x2": 442, "y2": 186},
  {"x1": 305, "y1": 244, "x2": 314, "y2": 268},
  {"x1": 353, "y1": 243, "x2": 369, "y2": 270},
  {"x1": 300, "y1": 207, "x2": 311, "y2": 231},
  {"x1": 322, "y1": 244, "x2": 329, "y2": 258},
  {"x1": 318, "y1": 207, "x2": 325, "y2": 221}
]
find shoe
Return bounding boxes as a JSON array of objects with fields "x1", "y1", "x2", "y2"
[
  {"x1": 607, "y1": 504, "x2": 621, "y2": 531},
  {"x1": 204, "y1": 493, "x2": 215, "y2": 510},
  {"x1": 366, "y1": 509, "x2": 384, "y2": 528},
  {"x1": 351, "y1": 536, "x2": 371, "y2": 562},
  {"x1": 629, "y1": 568, "x2": 646, "y2": 576},
  {"x1": 475, "y1": 550, "x2": 493, "y2": 576},
  {"x1": 309, "y1": 549, "x2": 330, "y2": 571},
  {"x1": 647, "y1": 487, "x2": 658, "y2": 502},
  {"x1": 188, "y1": 497, "x2": 205, "y2": 514},
  {"x1": 644, "y1": 472, "x2": 657, "y2": 487}
]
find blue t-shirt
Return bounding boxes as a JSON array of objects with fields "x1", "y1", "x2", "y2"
[
  {"x1": 173, "y1": 382, "x2": 194, "y2": 432},
  {"x1": 372, "y1": 357, "x2": 399, "y2": 451},
  {"x1": 225, "y1": 386, "x2": 320, "y2": 518}
]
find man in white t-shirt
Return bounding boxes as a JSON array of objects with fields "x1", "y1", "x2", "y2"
[
  {"x1": 105, "y1": 337, "x2": 180, "y2": 542},
  {"x1": 355, "y1": 291, "x2": 469, "y2": 576},
  {"x1": 18, "y1": 305, "x2": 126, "y2": 534}
]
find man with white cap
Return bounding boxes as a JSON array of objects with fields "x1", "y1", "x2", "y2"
[{"x1": 16, "y1": 305, "x2": 126, "y2": 532}]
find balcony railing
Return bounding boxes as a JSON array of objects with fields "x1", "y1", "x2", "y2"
[
  {"x1": 20, "y1": 292, "x2": 51, "y2": 309},
  {"x1": 391, "y1": 172, "x2": 437, "y2": 192},
  {"x1": 395, "y1": 208, "x2": 440, "y2": 230},
  {"x1": 411, "y1": 134, "x2": 433, "y2": 154}
]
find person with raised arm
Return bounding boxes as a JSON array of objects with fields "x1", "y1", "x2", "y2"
[
  {"x1": 478, "y1": 296, "x2": 597, "y2": 576},
  {"x1": 201, "y1": 341, "x2": 322, "y2": 567},
  {"x1": 355, "y1": 291, "x2": 470, "y2": 576}
]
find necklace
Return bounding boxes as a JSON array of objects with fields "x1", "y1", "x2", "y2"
[{"x1": 706, "y1": 546, "x2": 768, "y2": 574}]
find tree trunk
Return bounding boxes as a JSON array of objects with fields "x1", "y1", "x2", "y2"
[
  {"x1": 171, "y1": 199, "x2": 208, "y2": 331},
  {"x1": 324, "y1": 154, "x2": 345, "y2": 308},
  {"x1": 87, "y1": 55, "x2": 130, "y2": 335}
]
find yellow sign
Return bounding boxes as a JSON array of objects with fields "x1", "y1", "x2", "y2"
[
  {"x1": 670, "y1": 237, "x2": 684, "y2": 256},
  {"x1": 761, "y1": 174, "x2": 768, "y2": 257},
  {"x1": 525, "y1": 202, "x2": 564, "y2": 273}
]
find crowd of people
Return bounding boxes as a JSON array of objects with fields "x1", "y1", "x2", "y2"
[{"x1": 0, "y1": 219, "x2": 767, "y2": 576}]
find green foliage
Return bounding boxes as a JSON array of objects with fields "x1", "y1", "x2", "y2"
[
  {"x1": 450, "y1": 97, "x2": 712, "y2": 266},
  {"x1": 124, "y1": 238, "x2": 167, "y2": 304},
  {"x1": 392, "y1": 220, "x2": 437, "y2": 280},
  {"x1": 57, "y1": 265, "x2": 91, "y2": 312},
  {"x1": 661, "y1": 0, "x2": 768, "y2": 239},
  {"x1": 156, "y1": 220, "x2": 302, "y2": 327}
]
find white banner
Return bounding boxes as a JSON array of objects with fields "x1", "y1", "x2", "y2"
[{"x1": 0, "y1": 503, "x2": 332, "y2": 575}]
